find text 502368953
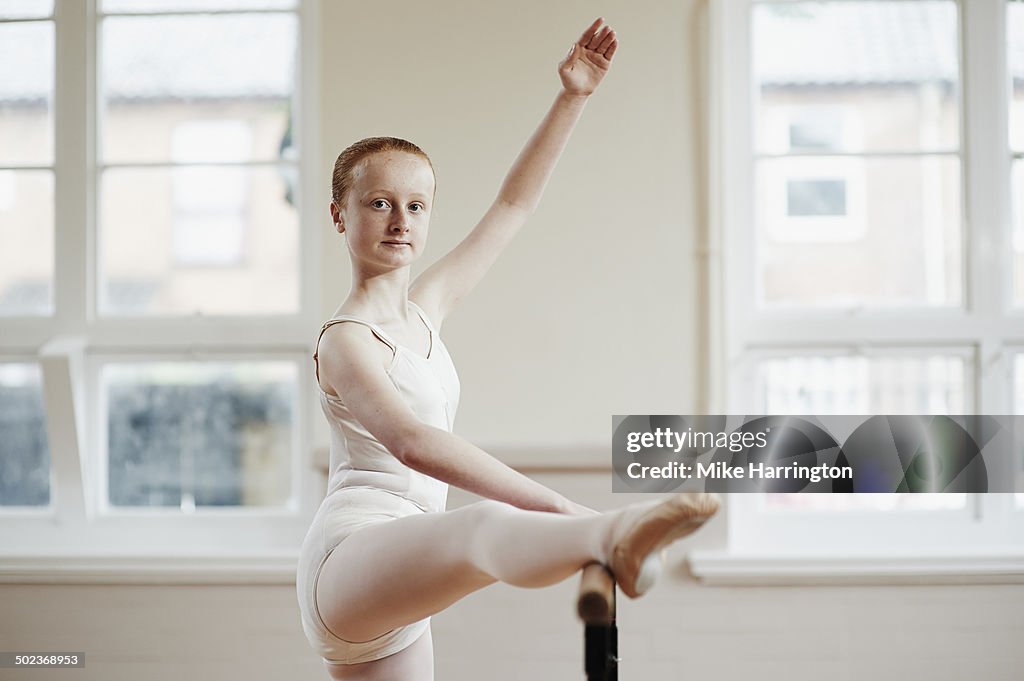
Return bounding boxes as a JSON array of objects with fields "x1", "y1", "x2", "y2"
[{"x1": 0, "y1": 652, "x2": 85, "y2": 668}]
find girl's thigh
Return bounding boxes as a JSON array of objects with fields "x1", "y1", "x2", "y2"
[
  {"x1": 324, "y1": 625, "x2": 433, "y2": 681},
  {"x1": 316, "y1": 504, "x2": 498, "y2": 642}
]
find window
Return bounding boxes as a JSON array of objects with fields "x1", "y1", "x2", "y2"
[
  {"x1": 0, "y1": 0, "x2": 320, "y2": 561},
  {"x1": 749, "y1": 0, "x2": 962, "y2": 309},
  {"x1": 99, "y1": 361, "x2": 295, "y2": 510},
  {"x1": 786, "y1": 179, "x2": 845, "y2": 217},
  {"x1": 0, "y1": 363, "x2": 50, "y2": 507},
  {"x1": 707, "y1": 0, "x2": 1024, "y2": 565},
  {"x1": 1012, "y1": 2, "x2": 1024, "y2": 301},
  {"x1": 763, "y1": 107, "x2": 868, "y2": 242},
  {"x1": 170, "y1": 120, "x2": 252, "y2": 267},
  {"x1": 98, "y1": 4, "x2": 301, "y2": 316},
  {"x1": 0, "y1": 1, "x2": 55, "y2": 316}
]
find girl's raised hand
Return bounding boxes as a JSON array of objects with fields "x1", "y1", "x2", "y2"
[{"x1": 558, "y1": 17, "x2": 618, "y2": 96}]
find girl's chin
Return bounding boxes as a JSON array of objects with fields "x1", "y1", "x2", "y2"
[
  {"x1": 378, "y1": 249, "x2": 414, "y2": 263},
  {"x1": 355, "y1": 253, "x2": 417, "y2": 271}
]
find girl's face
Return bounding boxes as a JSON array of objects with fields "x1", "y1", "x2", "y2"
[{"x1": 332, "y1": 151, "x2": 435, "y2": 273}]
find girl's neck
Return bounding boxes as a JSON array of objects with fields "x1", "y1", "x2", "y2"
[{"x1": 344, "y1": 271, "x2": 413, "y2": 323}]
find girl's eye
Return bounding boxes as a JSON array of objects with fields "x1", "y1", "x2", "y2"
[
  {"x1": 372, "y1": 199, "x2": 389, "y2": 209},
  {"x1": 409, "y1": 203, "x2": 424, "y2": 212}
]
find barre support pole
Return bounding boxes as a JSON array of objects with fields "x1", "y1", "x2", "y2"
[{"x1": 577, "y1": 562, "x2": 618, "y2": 681}]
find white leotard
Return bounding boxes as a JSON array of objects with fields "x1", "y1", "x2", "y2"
[{"x1": 296, "y1": 300, "x2": 461, "y2": 664}]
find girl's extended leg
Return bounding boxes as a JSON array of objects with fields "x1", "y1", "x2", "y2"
[{"x1": 316, "y1": 496, "x2": 710, "y2": 644}]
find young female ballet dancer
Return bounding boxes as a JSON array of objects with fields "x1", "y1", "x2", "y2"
[{"x1": 296, "y1": 18, "x2": 721, "y2": 680}]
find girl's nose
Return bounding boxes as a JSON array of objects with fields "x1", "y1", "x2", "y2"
[{"x1": 391, "y1": 210, "x2": 411, "y2": 231}]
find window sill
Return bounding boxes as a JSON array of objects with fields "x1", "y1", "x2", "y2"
[
  {"x1": 0, "y1": 554, "x2": 298, "y2": 585},
  {"x1": 688, "y1": 550, "x2": 1024, "y2": 586}
]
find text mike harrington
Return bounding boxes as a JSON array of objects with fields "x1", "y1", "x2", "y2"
[{"x1": 623, "y1": 427, "x2": 853, "y2": 483}]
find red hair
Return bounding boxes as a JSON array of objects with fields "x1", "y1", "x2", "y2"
[{"x1": 331, "y1": 137, "x2": 434, "y2": 206}]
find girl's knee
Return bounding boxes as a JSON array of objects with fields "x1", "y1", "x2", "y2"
[{"x1": 465, "y1": 498, "x2": 518, "y2": 522}]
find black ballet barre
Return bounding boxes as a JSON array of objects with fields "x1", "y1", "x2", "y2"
[{"x1": 576, "y1": 562, "x2": 618, "y2": 681}]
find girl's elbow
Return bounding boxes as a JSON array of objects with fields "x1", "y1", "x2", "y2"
[{"x1": 387, "y1": 426, "x2": 428, "y2": 466}]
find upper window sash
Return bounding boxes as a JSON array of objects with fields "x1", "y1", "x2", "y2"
[
  {"x1": 0, "y1": 0, "x2": 319, "y2": 348},
  {"x1": 713, "y1": 0, "x2": 1015, "y2": 400}
]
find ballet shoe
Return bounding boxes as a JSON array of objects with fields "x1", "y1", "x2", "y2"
[{"x1": 609, "y1": 493, "x2": 721, "y2": 599}]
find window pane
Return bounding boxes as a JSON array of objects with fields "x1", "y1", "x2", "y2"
[
  {"x1": 0, "y1": 363, "x2": 50, "y2": 507},
  {"x1": 787, "y1": 179, "x2": 846, "y2": 216},
  {"x1": 1010, "y1": 2, "x2": 1024, "y2": 152},
  {"x1": 754, "y1": 1, "x2": 960, "y2": 154},
  {"x1": 756, "y1": 353, "x2": 970, "y2": 415},
  {"x1": 100, "y1": 13, "x2": 296, "y2": 164},
  {"x1": 99, "y1": 166, "x2": 298, "y2": 316},
  {"x1": 757, "y1": 156, "x2": 962, "y2": 307},
  {"x1": 0, "y1": 0, "x2": 52, "y2": 20},
  {"x1": 755, "y1": 353, "x2": 970, "y2": 510},
  {"x1": 102, "y1": 0, "x2": 295, "y2": 12},
  {"x1": 0, "y1": 169, "x2": 54, "y2": 316},
  {"x1": 0, "y1": 21, "x2": 53, "y2": 165},
  {"x1": 103, "y1": 361, "x2": 295, "y2": 509},
  {"x1": 1013, "y1": 161, "x2": 1024, "y2": 304},
  {"x1": 1013, "y1": 354, "x2": 1024, "y2": 492},
  {"x1": 1012, "y1": 7, "x2": 1024, "y2": 307}
]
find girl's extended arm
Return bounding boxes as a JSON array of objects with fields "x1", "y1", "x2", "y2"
[
  {"x1": 319, "y1": 324, "x2": 595, "y2": 514},
  {"x1": 412, "y1": 18, "x2": 618, "y2": 323}
]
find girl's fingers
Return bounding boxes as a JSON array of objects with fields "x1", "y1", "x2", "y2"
[
  {"x1": 587, "y1": 25, "x2": 610, "y2": 50},
  {"x1": 605, "y1": 38, "x2": 618, "y2": 61},
  {"x1": 578, "y1": 16, "x2": 603, "y2": 46},
  {"x1": 596, "y1": 28, "x2": 616, "y2": 54}
]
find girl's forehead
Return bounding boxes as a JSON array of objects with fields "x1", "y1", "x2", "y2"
[{"x1": 354, "y1": 152, "x2": 434, "y2": 192}]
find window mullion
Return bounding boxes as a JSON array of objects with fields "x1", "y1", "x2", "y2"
[
  {"x1": 48, "y1": 0, "x2": 94, "y2": 534},
  {"x1": 298, "y1": 0, "x2": 321, "y2": 334},
  {"x1": 297, "y1": 0, "x2": 323, "y2": 519},
  {"x1": 38, "y1": 340, "x2": 89, "y2": 529},
  {"x1": 53, "y1": 0, "x2": 93, "y2": 335},
  {"x1": 963, "y1": 0, "x2": 1012, "y2": 414},
  {"x1": 719, "y1": 0, "x2": 755, "y2": 412}
]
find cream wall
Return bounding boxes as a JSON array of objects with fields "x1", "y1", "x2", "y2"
[
  {"x1": 4, "y1": 2, "x2": 1022, "y2": 681},
  {"x1": 317, "y1": 0, "x2": 710, "y2": 460}
]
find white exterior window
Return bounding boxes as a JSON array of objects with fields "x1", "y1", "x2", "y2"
[
  {"x1": 696, "y1": 0, "x2": 1024, "y2": 582},
  {"x1": 0, "y1": 0, "x2": 322, "y2": 574}
]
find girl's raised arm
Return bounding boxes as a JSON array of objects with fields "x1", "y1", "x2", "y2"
[{"x1": 411, "y1": 18, "x2": 618, "y2": 323}]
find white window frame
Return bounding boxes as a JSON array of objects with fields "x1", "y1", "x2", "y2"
[
  {"x1": 0, "y1": 0, "x2": 323, "y2": 578},
  {"x1": 693, "y1": 0, "x2": 1024, "y2": 583}
]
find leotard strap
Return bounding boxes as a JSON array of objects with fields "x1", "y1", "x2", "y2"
[
  {"x1": 313, "y1": 302, "x2": 435, "y2": 384},
  {"x1": 312, "y1": 317, "x2": 398, "y2": 384}
]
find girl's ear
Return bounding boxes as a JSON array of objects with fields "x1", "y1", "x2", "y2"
[{"x1": 330, "y1": 201, "x2": 345, "y2": 233}]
